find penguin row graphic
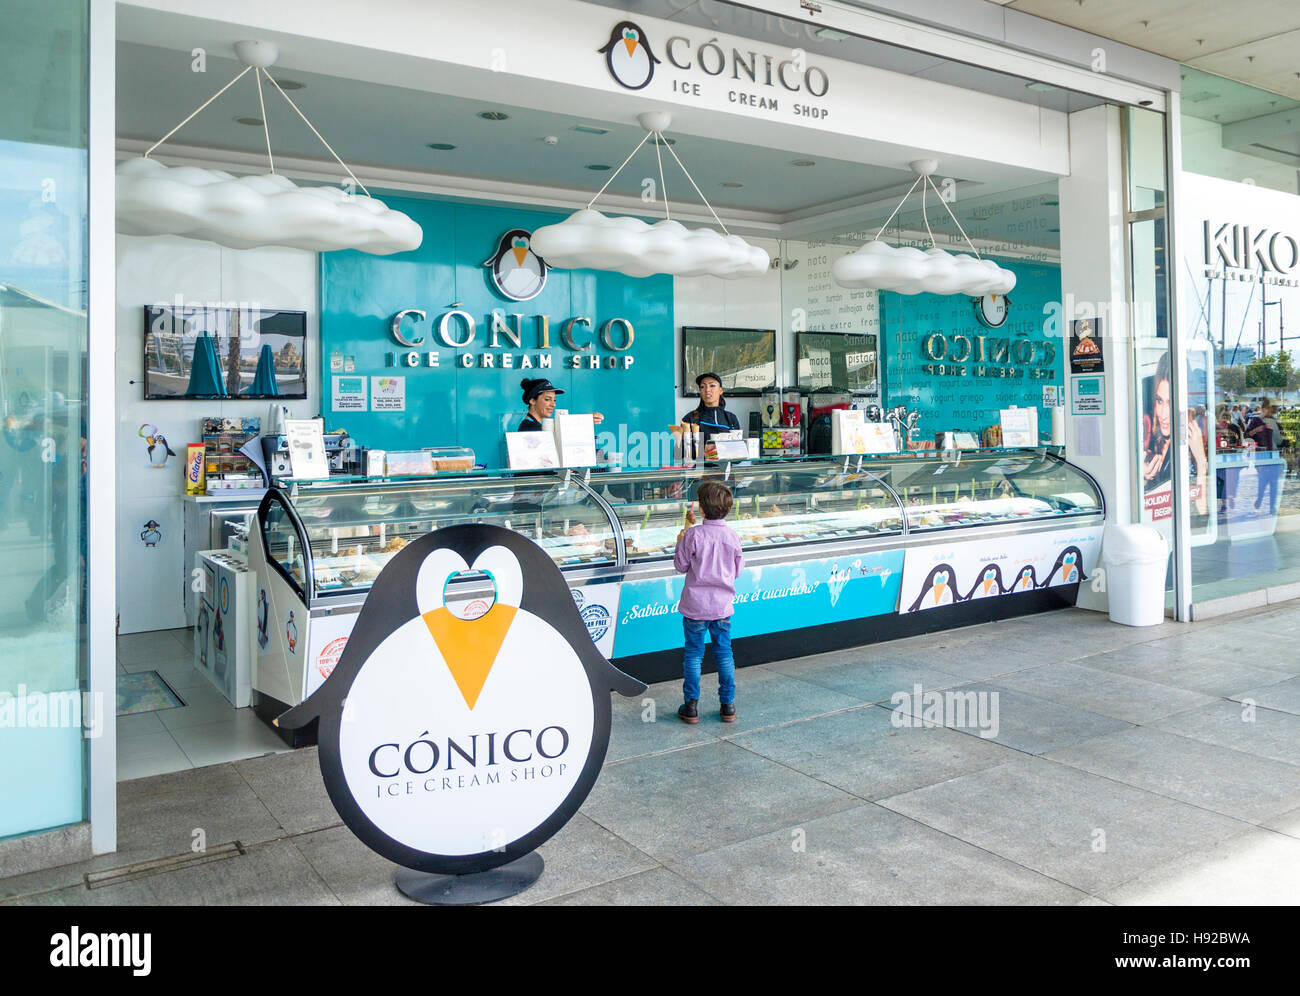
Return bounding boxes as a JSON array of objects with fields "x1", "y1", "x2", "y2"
[
  {"x1": 906, "y1": 547, "x2": 1086, "y2": 612},
  {"x1": 277, "y1": 524, "x2": 645, "y2": 875},
  {"x1": 600, "y1": 21, "x2": 659, "y2": 90},
  {"x1": 483, "y1": 229, "x2": 548, "y2": 302}
]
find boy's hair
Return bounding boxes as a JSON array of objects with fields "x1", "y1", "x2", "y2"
[{"x1": 697, "y1": 480, "x2": 733, "y2": 520}]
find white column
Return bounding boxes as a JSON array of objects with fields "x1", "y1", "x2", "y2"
[
  {"x1": 88, "y1": 0, "x2": 118, "y2": 855},
  {"x1": 1058, "y1": 104, "x2": 1134, "y2": 613}
]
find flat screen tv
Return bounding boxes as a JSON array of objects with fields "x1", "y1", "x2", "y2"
[
  {"x1": 796, "y1": 331, "x2": 879, "y2": 395},
  {"x1": 143, "y1": 305, "x2": 307, "y2": 400},
  {"x1": 681, "y1": 326, "x2": 775, "y2": 397}
]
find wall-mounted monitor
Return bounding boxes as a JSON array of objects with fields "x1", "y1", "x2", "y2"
[
  {"x1": 681, "y1": 326, "x2": 775, "y2": 397},
  {"x1": 144, "y1": 306, "x2": 307, "y2": 400},
  {"x1": 796, "y1": 331, "x2": 879, "y2": 396}
]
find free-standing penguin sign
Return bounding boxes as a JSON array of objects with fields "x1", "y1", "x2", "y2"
[{"x1": 277, "y1": 524, "x2": 644, "y2": 903}]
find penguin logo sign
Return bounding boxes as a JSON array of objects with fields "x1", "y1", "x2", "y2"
[
  {"x1": 600, "y1": 21, "x2": 660, "y2": 90},
  {"x1": 277, "y1": 525, "x2": 645, "y2": 875},
  {"x1": 484, "y1": 229, "x2": 548, "y2": 302}
]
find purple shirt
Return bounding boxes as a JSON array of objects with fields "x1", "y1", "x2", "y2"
[{"x1": 673, "y1": 518, "x2": 746, "y2": 620}]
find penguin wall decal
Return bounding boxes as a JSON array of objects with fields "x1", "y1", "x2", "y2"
[
  {"x1": 1009, "y1": 564, "x2": 1039, "y2": 593},
  {"x1": 138, "y1": 423, "x2": 176, "y2": 469},
  {"x1": 256, "y1": 588, "x2": 269, "y2": 649},
  {"x1": 907, "y1": 564, "x2": 961, "y2": 612},
  {"x1": 599, "y1": 21, "x2": 660, "y2": 90},
  {"x1": 484, "y1": 229, "x2": 548, "y2": 302},
  {"x1": 277, "y1": 524, "x2": 645, "y2": 876},
  {"x1": 1040, "y1": 546, "x2": 1086, "y2": 588},
  {"x1": 962, "y1": 563, "x2": 1006, "y2": 601}
]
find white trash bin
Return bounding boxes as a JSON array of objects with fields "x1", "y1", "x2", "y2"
[{"x1": 1100, "y1": 524, "x2": 1170, "y2": 627}]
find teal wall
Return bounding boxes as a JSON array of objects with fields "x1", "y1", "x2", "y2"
[
  {"x1": 320, "y1": 197, "x2": 674, "y2": 467},
  {"x1": 881, "y1": 258, "x2": 1062, "y2": 435}
]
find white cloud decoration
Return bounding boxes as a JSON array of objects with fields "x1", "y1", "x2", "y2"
[
  {"x1": 831, "y1": 241, "x2": 1016, "y2": 296},
  {"x1": 115, "y1": 157, "x2": 423, "y2": 255},
  {"x1": 529, "y1": 208, "x2": 769, "y2": 279}
]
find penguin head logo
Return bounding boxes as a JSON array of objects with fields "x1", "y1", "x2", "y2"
[
  {"x1": 965, "y1": 563, "x2": 1005, "y2": 600},
  {"x1": 1012, "y1": 565, "x2": 1038, "y2": 592},
  {"x1": 276, "y1": 524, "x2": 645, "y2": 875},
  {"x1": 599, "y1": 21, "x2": 660, "y2": 90},
  {"x1": 1045, "y1": 546, "x2": 1085, "y2": 587},
  {"x1": 484, "y1": 229, "x2": 548, "y2": 302},
  {"x1": 908, "y1": 563, "x2": 960, "y2": 612}
]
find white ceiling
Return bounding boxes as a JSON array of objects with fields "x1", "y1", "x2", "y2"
[{"x1": 1001, "y1": 0, "x2": 1300, "y2": 100}]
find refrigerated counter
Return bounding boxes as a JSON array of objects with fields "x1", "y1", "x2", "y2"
[{"x1": 247, "y1": 449, "x2": 1104, "y2": 729}]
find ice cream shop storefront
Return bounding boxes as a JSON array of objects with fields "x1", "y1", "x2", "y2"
[{"x1": 0, "y1": 0, "x2": 1193, "y2": 871}]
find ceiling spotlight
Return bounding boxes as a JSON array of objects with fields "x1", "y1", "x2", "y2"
[
  {"x1": 426, "y1": 142, "x2": 456, "y2": 150},
  {"x1": 814, "y1": 27, "x2": 850, "y2": 41},
  {"x1": 272, "y1": 78, "x2": 305, "y2": 91},
  {"x1": 650, "y1": 134, "x2": 676, "y2": 146},
  {"x1": 1025, "y1": 81, "x2": 1055, "y2": 93},
  {"x1": 585, "y1": 163, "x2": 612, "y2": 171},
  {"x1": 721, "y1": 181, "x2": 744, "y2": 188},
  {"x1": 573, "y1": 125, "x2": 610, "y2": 135},
  {"x1": 791, "y1": 159, "x2": 816, "y2": 167},
  {"x1": 235, "y1": 116, "x2": 264, "y2": 126},
  {"x1": 477, "y1": 110, "x2": 510, "y2": 121}
]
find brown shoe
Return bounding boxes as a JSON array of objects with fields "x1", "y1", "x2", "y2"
[
  {"x1": 678, "y1": 700, "x2": 699, "y2": 724},
  {"x1": 720, "y1": 703, "x2": 736, "y2": 723}
]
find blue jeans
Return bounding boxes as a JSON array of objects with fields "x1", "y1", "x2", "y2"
[{"x1": 682, "y1": 617, "x2": 735, "y2": 705}]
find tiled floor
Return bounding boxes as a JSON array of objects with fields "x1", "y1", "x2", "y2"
[
  {"x1": 116, "y1": 628, "x2": 291, "y2": 780},
  {"x1": 6, "y1": 602, "x2": 1296, "y2": 905}
]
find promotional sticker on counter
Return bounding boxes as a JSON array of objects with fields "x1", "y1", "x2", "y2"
[
  {"x1": 332, "y1": 375, "x2": 368, "y2": 412},
  {"x1": 612, "y1": 550, "x2": 905, "y2": 659},
  {"x1": 276, "y1": 525, "x2": 644, "y2": 876},
  {"x1": 570, "y1": 582, "x2": 621, "y2": 658},
  {"x1": 304, "y1": 611, "x2": 357, "y2": 698},
  {"x1": 898, "y1": 527, "x2": 1101, "y2": 612}
]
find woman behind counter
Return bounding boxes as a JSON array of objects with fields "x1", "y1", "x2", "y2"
[
  {"x1": 517, "y1": 378, "x2": 603, "y2": 432},
  {"x1": 682, "y1": 371, "x2": 741, "y2": 442}
]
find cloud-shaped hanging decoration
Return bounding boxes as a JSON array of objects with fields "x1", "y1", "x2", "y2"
[
  {"x1": 831, "y1": 241, "x2": 1016, "y2": 296},
  {"x1": 530, "y1": 208, "x2": 768, "y2": 279},
  {"x1": 115, "y1": 157, "x2": 423, "y2": 255}
]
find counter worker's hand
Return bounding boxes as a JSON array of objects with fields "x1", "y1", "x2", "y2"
[{"x1": 592, "y1": 412, "x2": 604, "y2": 425}]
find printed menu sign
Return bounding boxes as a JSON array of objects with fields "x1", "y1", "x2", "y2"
[{"x1": 371, "y1": 376, "x2": 406, "y2": 412}]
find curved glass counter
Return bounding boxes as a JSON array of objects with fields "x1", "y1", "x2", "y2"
[
  {"x1": 593, "y1": 461, "x2": 906, "y2": 563},
  {"x1": 260, "y1": 473, "x2": 617, "y2": 602},
  {"x1": 879, "y1": 450, "x2": 1103, "y2": 533}
]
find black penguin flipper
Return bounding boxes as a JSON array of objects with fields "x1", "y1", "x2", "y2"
[{"x1": 598, "y1": 657, "x2": 646, "y2": 698}]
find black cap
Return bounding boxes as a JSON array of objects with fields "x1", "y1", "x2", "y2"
[
  {"x1": 695, "y1": 372, "x2": 723, "y2": 388},
  {"x1": 521, "y1": 378, "x2": 564, "y2": 403}
]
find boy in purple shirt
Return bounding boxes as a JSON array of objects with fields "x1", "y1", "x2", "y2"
[{"x1": 673, "y1": 480, "x2": 746, "y2": 724}]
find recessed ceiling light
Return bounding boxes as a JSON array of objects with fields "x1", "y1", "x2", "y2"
[
  {"x1": 1042, "y1": 198, "x2": 1059, "y2": 206},
  {"x1": 573, "y1": 125, "x2": 610, "y2": 135},
  {"x1": 272, "y1": 78, "x2": 305, "y2": 91},
  {"x1": 235, "y1": 116, "x2": 263, "y2": 126},
  {"x1": 721, "y1": 181, "x2": 744, "y2": 188},
  {"x1": 478, "y1": 110, "x2": 510, "y2": 121},
  {"x1": 814, "y1": 27, "x2": 850, "y2": 41},
  {"x1": 585, "y1": 163, "x2": 611, "y2": 171},
  {"x1": 1048, "y1": 227, "x2": 1060, "y2": 233},
  {"x1": 426, "y1": 142, "x2": 456, "y2": 150},
  {"x1": 1025, "y1": 81, "x2": 1055, "y2": 92},
  {"x1": 791, "y1": 159, "x2": 816, "y2": 167},
  {"x1": 650, "y1": 135, "x2": 676, "y2": 146}
]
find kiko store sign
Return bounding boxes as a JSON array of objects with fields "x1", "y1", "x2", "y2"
[
  {"x1": 387, "y1": 308, "x2": 638, "y2": 373},
  {"x1": 601, "y1": 19, "x2": 831, "y2": 119},
  {"x1": 1202, "y1": 220, "x2": 1300, "y2": 288}
]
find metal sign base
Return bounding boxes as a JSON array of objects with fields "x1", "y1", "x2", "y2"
[{"x1": 394, "y1": 852, "x2": 544, "y2": 905}]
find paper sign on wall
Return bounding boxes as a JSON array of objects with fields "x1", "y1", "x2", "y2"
[
  {"x1": 999, "y1": 407, "x2": 1039, "y2": 448},
  {"x1": 333, "y1": 376, "x2": 368, "y2": 412},
  {"x1": 1071, "y1": 376, "x2": 1105, "y2": 415},
  {"x1": 371, "y1": 376, "x2": 406, "y2": 412}
]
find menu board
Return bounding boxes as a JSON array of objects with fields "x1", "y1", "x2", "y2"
[
  {"x1": 999, "y1": 407, "x2": 1039, "y2": 448},
  {"x1": 681, "y1": 327, "x2": 775, "y2": 397},
  {"x1": 284, "y1": 418, "x2": 329, "y2": 480},
  {"x1": 796, "y1": 332, "x2": 879, "y2": 395}
]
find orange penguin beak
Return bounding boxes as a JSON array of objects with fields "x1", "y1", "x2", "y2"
[
  {"x1": 932, "y1": 582, "x2": 946, "y2": 604},
  {"x1": 512, "y1": 247, "x2": 528, "y2": 266},
  {"x1": 624, "y1": 37, "x2": 638, "y2": 58},
  {"x1": 983, "y1": 578, "x2": 993, "y2": 594},
  {"x1": 423, "y1": 604, "x2": 518, "y2": 710}
]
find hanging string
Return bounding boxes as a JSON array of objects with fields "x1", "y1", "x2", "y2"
[
  {"x1": 871, "y1": 174, "x2": 924, "y2": 242},
  {"x1": 661, "y1": 139, "x2": 729, "y2": 235},
  {"x1": 586, "y1": 129, "x2": 654, "y2": 209},
  {"x1": 927, "y1": 175, "x2": 981, "y2": 258},
  {"x1": 654, "y1": 133, "x2": 670, "y2": 222},
  {"x1": 921, "y1": 176, "x2": 933, "y2": 247},
  {"x1": 144, "y1": 65, "x2": 253, "y2": 158},
  {"x1": 255, "y1": 70, "x2": 275, "y2": 174},
  {"x1": 263, "y1": 70, "x2": 370, "y2": 196}
]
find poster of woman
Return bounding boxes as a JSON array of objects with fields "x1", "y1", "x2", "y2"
[{"x1": 1138, "y1": 345, "x2": 1212, "y2": 542}]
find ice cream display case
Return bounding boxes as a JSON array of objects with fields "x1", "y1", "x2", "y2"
[{"x1": 247, "y1": 450, "x2": 1105, "y2": 726}]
